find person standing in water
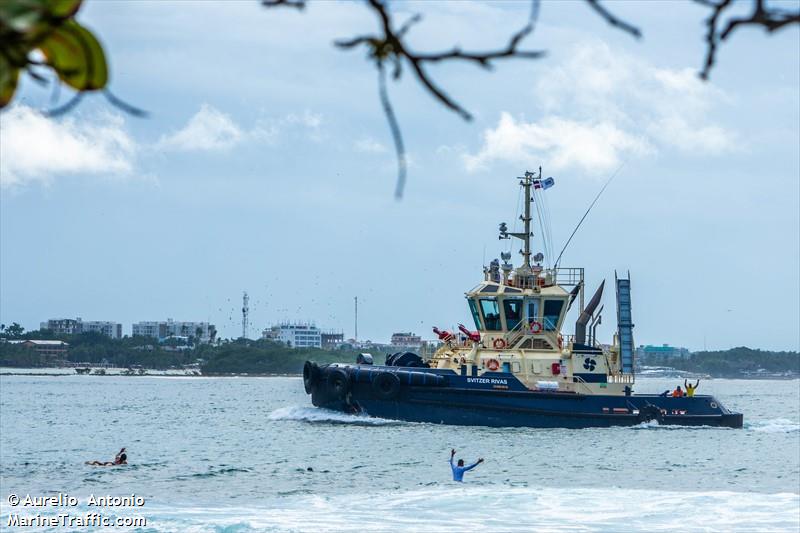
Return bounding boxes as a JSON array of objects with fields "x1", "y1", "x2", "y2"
[
  {"x1": 449, "y1": 449, "x2": 483, "y2": 482},
  {"x1": 684, "y1": 379, "x2": 701, "y2": 397}
]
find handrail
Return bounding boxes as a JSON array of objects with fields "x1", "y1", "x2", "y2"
[
  {"x1": 504, "y1": 319, "x2": 529, "y2": 347},
  {"x1": 553, "y1": 267, "x2": 584, "y2": 287},
  {"x1": 571, "y1": 375, "x2": 594, "y2": 394}
]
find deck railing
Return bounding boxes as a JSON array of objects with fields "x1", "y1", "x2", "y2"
[
  {"x1": 553, "y1": 267, "x2": 584, "y2": 287},
  {"x1": 608, "y1": 374, "x2": 635, "y2": 384}
]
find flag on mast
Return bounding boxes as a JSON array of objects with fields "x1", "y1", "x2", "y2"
[{"x1": 533, "y1": 177, "x2": 555, "y2": 190}]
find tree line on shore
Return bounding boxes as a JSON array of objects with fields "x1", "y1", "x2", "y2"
[
  {"x1": 1, "y1": 324, "x2": 798, "y2": 377},
  {"x1": 639, "y1": 347, "x2": 799, "y2": 377},
  {"x1": 0, "y1": 324, "x2": 367, "y2": 373}
]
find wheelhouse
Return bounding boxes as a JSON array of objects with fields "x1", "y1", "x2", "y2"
[{"x1": 465, "y1": 282, "x2": 568, "y2": 336}]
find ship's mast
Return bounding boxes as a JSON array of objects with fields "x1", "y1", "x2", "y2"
[
  {"x1": 520, "y1": 170, "x2": 535, "y2": 269},
  {"x1": 500, "y1": 168, "x2": 540, "y2": 269}
]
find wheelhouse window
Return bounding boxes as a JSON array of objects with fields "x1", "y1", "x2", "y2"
[
  {"x1": 543, "y1": 300, "x2": 565, "y2": 331},
  {"x1": 526, "y1": 298, "x2": 540, "y2": 323},
  {"x1": 479, "y1": 298, "x2": 501, "y2": 331},
  {"x1": 503, "y1": 298, "x2": 523, "y2": 330},
  {"x1": 468, "y1": 299, "x2": 482, "y2": 330}
]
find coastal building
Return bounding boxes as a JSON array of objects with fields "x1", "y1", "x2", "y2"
[
  {"x1": 636, "y1": 344, "x2": 690, "y2": 360},
  {"x1": 41, "y1": 318, "x2": 81, "y2": 335},
  {"x1": 391, "y1": 332, "x2": 423, "y2": 349},
  {"x1": 262, "y1": 322, "x2": 321, "y2": 348},
  {"x1": 81, "y1": 321, "x2": 123, "y2": 339},
  {"x1": 40, "y1": 318, "x2": 122, "y2": 339},
  {"x1": 9, "y1": 339, "x2": 69, "y2": 361},
  {"x1": 321, "y1": 330, "x2": 345, "y2": 349},
  {"x1": 132, "y1": 319, "x2": 216, "y2": 343}
]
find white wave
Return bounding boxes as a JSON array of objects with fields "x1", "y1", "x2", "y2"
[
  {"x1": 747, "y1": 418, "x2": 800, "y2": 433},
  {"x1": 119, "y1": 486, "x2": 800, "y2": 533},
  {"x1": 268, "y1": 405, "x2": 402, "y2": 426}
]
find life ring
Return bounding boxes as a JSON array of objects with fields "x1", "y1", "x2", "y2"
[
  {"x1": 529, "y1": 321, "x2": 543, "y2": 334},
  {"x1": 486, "y1": 358, "x2": 500, "y2": 371},
  {"x1": 327, "y1": 368, "x2": 350, "y2": 399},
  {"x1": 492, "y1": 338, "x2": 507, "y2": 349},
  {"x1": 372, "y1": 372, "x2": 401, "y2": 400}
]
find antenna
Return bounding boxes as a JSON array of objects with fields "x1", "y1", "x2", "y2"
[
  {"x1": 354, "y1": 296, "x2": 358, "y2": 342},
  {"x1": 242, "y1": 291, "x2": 249, "y2": 339},
  {"x1": 554, "y1": 162, "x2": 625, "y2": 269}
]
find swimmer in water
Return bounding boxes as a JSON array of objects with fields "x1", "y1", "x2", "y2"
[{"x1": 86, "y1": 448, "x2": 127, "y2": 466}]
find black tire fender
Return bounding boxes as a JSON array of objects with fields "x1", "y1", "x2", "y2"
[
  {"x1": 372, "y1": 372, "x2": 401, "y2": 400},
  {"x1": 327, "y1": 368, "x2": 350, "y2": 399},
  {"x1": 303, "y1": 361, "x2": 320, "y2": 394}
]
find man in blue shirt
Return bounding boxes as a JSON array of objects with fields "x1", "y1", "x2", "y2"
[{"x1": 449, "y1": 448, "x2": 483, "y2": 481}]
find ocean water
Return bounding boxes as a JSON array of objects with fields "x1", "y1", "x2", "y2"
[{"x1": 0, "y1": 374, "x2": 798, "y2": 532}]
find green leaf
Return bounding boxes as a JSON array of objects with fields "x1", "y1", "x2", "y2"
[
  {"x1": 0, "y1": 55, "x2": 20, "y2": 108},
  {"x1": 45, "y1": 0, "x2": 83, "y2": 18},
  {"x1": 0, "y1": 0, "x2": 47, "y2": 34},
  {"x1": 39, "y1": 19, "x2": 107, "y2": 91}
]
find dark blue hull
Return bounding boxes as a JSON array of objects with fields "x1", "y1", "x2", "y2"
[{"x1": 304, "y1": 363, "x2": 744, "y2": 429}]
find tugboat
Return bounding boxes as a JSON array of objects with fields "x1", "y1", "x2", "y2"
[{"x1": 303, "y1": 169, "x2": 743, "y2": 428}]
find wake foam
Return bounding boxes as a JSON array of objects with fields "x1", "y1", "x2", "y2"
[
  {"x1": 268, "y1": 406, "x2": 403, "y2": 426},
  {"x1": 746, "y1": 418, "x2": 800, "y2": 433},
  {"x1": 119, "y1": 486, "x2": 800, "y2": 533}
]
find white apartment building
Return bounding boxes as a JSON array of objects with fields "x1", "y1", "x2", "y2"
[
  {"x1": 41, "y1": 318, "x2": 122, "y2": 339},
  {"x1": 262, "y1": 322, "x2": 321, "y2": 348},
  {"x1": 391, "y1": 332, "x2": 423, "y2": 349},
  {"x1": 132, "y1": 319, "x2": 216, "y2": 343}
]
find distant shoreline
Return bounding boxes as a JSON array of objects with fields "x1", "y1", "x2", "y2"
[
  {"x1": 1, "y1": 368, "x2": 797, "y2": 380},
  {"x1": 0, "y1": 367, "x2": 297, "y2": 378}
]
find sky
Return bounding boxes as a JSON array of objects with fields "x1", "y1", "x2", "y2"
[{"x1": 1, "y1": 0, "x2": 798, "y2": 351}]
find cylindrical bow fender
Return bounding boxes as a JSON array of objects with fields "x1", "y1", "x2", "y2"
[
  {"x1": 327, "y1": 368, "x2": 350, "y2": 399},
  {"x1": 389, "y1": 352, "x2": 427, "y2": 368},
  {"x1": 637, "y1": 405, "x2": 663, "y2": 424},
  {"x1": 303, "y1": 361, "x2": 320, "y2": 394},
  {"x1": 372, "y1": 372, "x2": 401, "y2": 400},
  {"x1": 385, "y1": 352, "x2": 400, "y2": 366},
  {"x1": 396, "y1": 370, "x2": 446, "y2": 387},
  {"x1": 351, "y1": 366, "x2": 378, "y2": 384}
]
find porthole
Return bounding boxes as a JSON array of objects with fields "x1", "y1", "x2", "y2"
[{"x1": 710, "y1": 402, "x2": 717, "y2": 408}]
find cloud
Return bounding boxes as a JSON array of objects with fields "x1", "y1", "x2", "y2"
[
  {"x1": 464, "y1": 113, "x2": 651, "y2": 173},
  {"x1": 157, "y1": 105, "x2": 326, "y2": 151},
  {"x1": 464, "y1": 41, "x2": 736, "y2": 174},
  {"x1": 0, "y1": 106, "x2": 136, "y2": 188},
  {"x1": 354, "y1": 137, "x2": 387, "y2": 153},
  {"x1": 284, "y1": 110, "x2": 322, "y2": 130},
  {"x1": 251, "y1": 109, "x2": 325, "y2": 144},
  {"x1": 157, "y1": 104, "x2": 243, "y2": 151}
]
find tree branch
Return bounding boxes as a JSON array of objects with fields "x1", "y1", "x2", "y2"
[
  {"x1": 336, "y1": 0, "x2": 545, "y2": 122},
  {"x1": 584, "y1": 0, "x2": 642, "y2": 39},
  {"x1": 331, "y1": 0, "x2": 547, "y2": 197},
  {"x1": 696, "y1": 0, "x2": 799, "y2": 80},
  {"x1": 377, "y1": 61, "x2": 406, "y2": 200},
  {"x1": 697, "y1": 0, "x2": 732, "y2": 80},
  {"x1": 262, "y1": 0, "x2": 306, "y2": 9}
]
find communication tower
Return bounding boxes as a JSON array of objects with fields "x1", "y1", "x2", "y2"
[{"x1": 242, "y1": 291, "x2": 249, "y2": 339}]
